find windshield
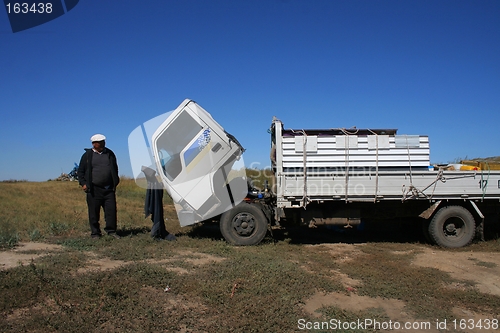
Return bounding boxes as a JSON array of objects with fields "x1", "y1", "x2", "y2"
[{"x1": 155, "y1": 111, "x2": 203, "y2": 180}]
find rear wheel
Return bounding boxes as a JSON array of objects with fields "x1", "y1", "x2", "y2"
[
  {"x1": 220, "y1": 203, "x2": 268, "y2": 246},
  {"x1": 428, "y1": 205, "x2": 475, "y2": 248}
]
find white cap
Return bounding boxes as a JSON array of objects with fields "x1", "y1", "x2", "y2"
[{"x1": 90, "y1": 134, "x2": 106, "y2": 142}]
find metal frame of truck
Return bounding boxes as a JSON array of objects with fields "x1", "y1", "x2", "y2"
[{"x1": 150, "y1": 100, "x2": 500, "y2": 248}]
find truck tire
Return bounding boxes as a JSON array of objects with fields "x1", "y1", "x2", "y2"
[
  {"x1": 219, "y1": 202, "x2": 268, "y2": 246},
  {"x1": 428, "y1": 205, "x2": 475, "y2": 248}
]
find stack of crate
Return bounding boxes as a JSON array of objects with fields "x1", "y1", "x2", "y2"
[{"x1": 281, "y1": 128, "x2": 430, "y2": 169}]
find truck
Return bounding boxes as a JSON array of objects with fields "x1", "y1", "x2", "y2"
[{"x1": 129, "y1": 99, "x2": 500, "y2": 248}]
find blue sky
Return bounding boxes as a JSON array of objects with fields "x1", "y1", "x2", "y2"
[{"x1": 1, "y1": 0, "x2": 499, "y2": 181}]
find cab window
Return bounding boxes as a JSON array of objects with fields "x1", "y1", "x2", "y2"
[{"x1": 156, "y1": 111, "x2": 202, "y2": 180}]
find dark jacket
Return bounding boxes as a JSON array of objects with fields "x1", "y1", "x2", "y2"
[{"x1": 78, "y1": 148, "x2": 120, "y2": 192}]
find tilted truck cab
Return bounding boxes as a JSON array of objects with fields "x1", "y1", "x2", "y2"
[
  {"x1": 150, "y1": 100, "x2": 246, "y2": 226},
  {"x1": 129, "y1": 99, "x2": 247, "y2": 227}
]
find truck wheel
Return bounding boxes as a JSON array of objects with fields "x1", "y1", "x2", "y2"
[
  {"x1": 428, "y1": 206, "x2": 475, "y2": 248},
  {"x1": 220, "y1": 203, "x2": 268, "y2": 246}
]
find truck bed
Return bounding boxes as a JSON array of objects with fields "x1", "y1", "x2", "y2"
[{"x1": 278, "y1": 168, "x2": 500, "y2": 206}]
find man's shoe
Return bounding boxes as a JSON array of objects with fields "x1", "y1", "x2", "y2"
[
  {"x1": 153, "y1": 234, "x2": 176, "y2": 241},
  {"x1": 165, "y1": 234, "x2": 176, "y2": 241},
  {"x1": 91, "y1": 234, "x2": 101, "y2": 239},
  {"x1": 109, "y1": 233, "x2": 121, "y2": 239}
]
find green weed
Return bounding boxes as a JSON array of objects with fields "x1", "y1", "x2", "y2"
[{"x1": 0, "y1": 219, "x2": 19, "y2": 249}]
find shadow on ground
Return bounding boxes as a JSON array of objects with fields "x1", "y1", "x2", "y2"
[{"x1": 183, "y1": 217, "x2": 500, "y2": 246}]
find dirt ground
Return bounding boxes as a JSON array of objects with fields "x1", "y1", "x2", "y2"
[
  {"x1": 300, "y1": 244, "x2": 500, "y2": 333},
  {"x1": 2, "y1": 242, "x2": 500, "y2": 332},
  {"x1": 0, "y1": 242, "x2": 64, "y2": 270}
]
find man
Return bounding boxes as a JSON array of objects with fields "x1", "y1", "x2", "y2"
[{"x1": 78, "y1": 134, "x2": 120, "y2": 239}]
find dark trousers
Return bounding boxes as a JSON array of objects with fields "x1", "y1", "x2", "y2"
[
  {"x1": 147, "y1": 188, "x2": 167, "y2": 238},
  {"x1": 86, "y1": 186, "x2": 117, "y2": 236}
]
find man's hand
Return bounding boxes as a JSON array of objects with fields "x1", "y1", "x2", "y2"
[{"x1": 82, "y1": 184, "x2": 87, "y2": 192}]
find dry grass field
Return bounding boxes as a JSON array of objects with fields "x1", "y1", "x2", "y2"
[{"x1": 1, "y1": 177, "x2": 500, "y2": 332}]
